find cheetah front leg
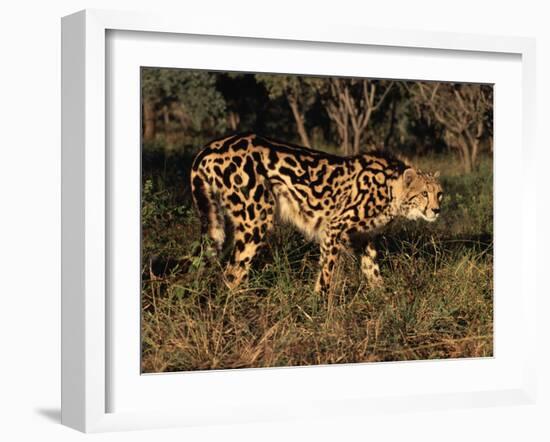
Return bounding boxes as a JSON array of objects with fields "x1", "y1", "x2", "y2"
[
  {"x1": 314, "y1": 232, "x2": 342, "y2": 294},
  {"x1": 360, "y1": 242, "x2": 383, "y2": 287}
]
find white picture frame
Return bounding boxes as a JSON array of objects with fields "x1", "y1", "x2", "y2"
[{"x1": 61, "y1": 9, "x2": 537, "y2": 433}]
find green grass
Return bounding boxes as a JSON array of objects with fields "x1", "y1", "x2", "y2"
[{"x1": 141, "y1": 153, "x2": 493, "y2": 373}]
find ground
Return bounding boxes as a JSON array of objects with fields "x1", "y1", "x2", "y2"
[{"x1": 140, "y1": 152, "x2": 493, "y2": 373}]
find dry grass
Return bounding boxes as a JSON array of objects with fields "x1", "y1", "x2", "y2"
[{"x1": 141, "y1": 154, "x2": 493, "y2": 373}]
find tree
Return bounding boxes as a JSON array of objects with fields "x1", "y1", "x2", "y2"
[
  {"x1": 321, "y1": 78, "x2": 394, "y2": 155},
  {"x1": 323, "y1": 78, "x2": 350, "y2": 154},
  {"x1": 408, "y1": 82, "x2": 492, "y2": 172},
  {"x1": 141, "y1": 68, "x2": 227, "y2": 148},
  {"x1": 255, "y1": 74, "x2": 322, "y2": 147}
]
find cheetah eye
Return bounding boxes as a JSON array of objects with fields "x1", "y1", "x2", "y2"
[
  {"x1": 437, "y1": 192, "x2": 443, "y2": 201},
  {"x1": 422, "y1": 191, "x2": 428, "y2": 198}
]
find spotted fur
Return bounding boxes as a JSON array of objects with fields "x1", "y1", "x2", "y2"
[{"x1": 191, "y1": 133, "x2": 443, "y2": 293}]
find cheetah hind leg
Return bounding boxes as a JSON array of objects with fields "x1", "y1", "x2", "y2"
[
  {"x1": 223, "y1": 208, "x2": 274, "y2": 290},
  {"x1": 191, "y1": 175, "x2": 225, "y2": 259}
]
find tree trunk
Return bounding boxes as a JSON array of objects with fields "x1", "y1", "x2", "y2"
[
  {"x1": 227, "y1": 111, "x2": 240, "y2": 131},
  {"x1": 352, "y1": 129, "x2": 361, "y2": 155},
  {"x1": 288, "y1": 97, "x2": 311, "y2": 147},
  {"x1": 384, "y1": 99, "x2": 397, "y2": 149},
  {"x1": 342, "y1": 127, "x2": 349, "y2": 155},
  {"x1": 471, "y1": 138, "x2": 479, "y2": 169},
  {"x1": 142, "y1": 99, "x2": 156, "y2": 142},
  {"x1": 162, "y1": 105, "x2": 171, "y2": 151},
  {"x1": 465, "y1": 124, "x2": 482, "y2": 169},
  {"x1": 457, "y1": 137, "x2": 473, "y2": 173}
]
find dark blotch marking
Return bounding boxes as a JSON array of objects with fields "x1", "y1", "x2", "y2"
[
  {"x1": 252, "y1": 227, "x2": 261, "y2": 244},
  {"x1": 235, "y1": 240, "x2": 245, "y2": 252},
  {"x1": 223, "y1": 163, "x2": 236, "y2": 188},
  {"x1": 255, "y1": 159, "x2": 267, "y2": 176},
  {"x1": 253, "y1": 184, "x2": 264, "y2": 203},
  {"x1": 268, "y1": 149, "x2": 279, "y2": 169},
  {"x1": 284, "y1": 157, "x2": 297, "y2": 167},
  {"x1": 228, "y1": 193, "x2": 242, "y2": 205},
  {"x1": 191, "y1": 176, "x2": 210, "y2": 232},
  {"x1": 232, "y1": 139, "x2": 249, "y2": 151},
  {"x1": 314, "y1": 218, "x2": 323, "y2": 230},
  {"x1": 243, "y1": 156, "x2": 256, "y2": 189}
]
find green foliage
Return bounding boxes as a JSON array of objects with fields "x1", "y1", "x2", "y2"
[
  {"x1": 255, "y1": 75, "x2": 322, "y2": 102},
  {"x1": 141, "y1": 178, "x2": 194, "y2": 260},
  {"x1": 142, "y1": 67, "x2": 227, "y2": 134}
]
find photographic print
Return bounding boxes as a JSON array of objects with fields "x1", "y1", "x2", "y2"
[{"x1": 140, "y1": 68, "x2": 493, "y2": 373}]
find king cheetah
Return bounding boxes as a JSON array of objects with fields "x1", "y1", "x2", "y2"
[{"x1": 191, "y1": 133, "x2": 442, "y2": 293}]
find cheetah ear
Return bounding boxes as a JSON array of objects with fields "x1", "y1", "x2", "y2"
[
  {"x1": 403, "y1": 168, "x2": 417, "y2": 187},
  {"x1": 433, "y1": 171, "x2": 440, "y2": 178}
]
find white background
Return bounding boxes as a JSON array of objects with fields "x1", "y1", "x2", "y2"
[
  {"x1": 0, "y1": 0, "x2": 548, "y2": 441},
  {"x1": 109, "y1": 30, "x2": 524, "y2": 414}
]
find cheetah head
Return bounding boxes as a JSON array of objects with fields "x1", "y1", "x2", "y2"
[{"x1": 397, "y1": 168, "x2": 443, "y2": 222}]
